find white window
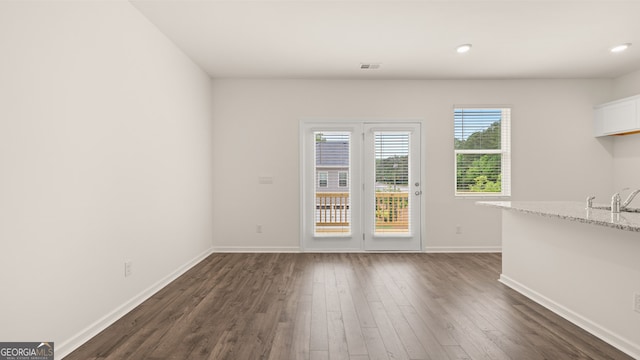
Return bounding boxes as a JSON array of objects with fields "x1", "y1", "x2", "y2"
[
  {"x1": 454, "y1": 107, "x2": 511, "y2": 197},
  {"x1": 338, "y1": 171, "x2": 348, "y2": 187},
  {"x1": 318, "y1": 171, "x2": 328, "y2": 188}
]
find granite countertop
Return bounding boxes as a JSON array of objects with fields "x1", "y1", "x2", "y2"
[{"x1": 477, "y1": 201, "x2": 640, "y2": 233}]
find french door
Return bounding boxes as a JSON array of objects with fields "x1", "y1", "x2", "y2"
[{"x1": 301, "y1": 121, "x2": 422, "y2": 251}]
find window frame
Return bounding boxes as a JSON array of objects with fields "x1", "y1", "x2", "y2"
[
  {"x1": 338, "y1": 171, "x2": 348, "y2": 188},
  {"x1": 454, "y1": 106, "x2": 511, "y2": 198},
  {"x1": 318, "y1": 171, "x2": 328, "y2": 188}
]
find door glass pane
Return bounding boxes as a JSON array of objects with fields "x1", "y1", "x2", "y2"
[
  {"x1": 315, "y1": 132, "x2": 350, "y2": 235},
  {"x1": 374, "y1": 132, "x2": 410, "y2": 234}
]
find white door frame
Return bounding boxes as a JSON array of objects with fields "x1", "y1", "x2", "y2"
[{"x1": 300, "y1": 119, "x2": 425, "y2": 252}]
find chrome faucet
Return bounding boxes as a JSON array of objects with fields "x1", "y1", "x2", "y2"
[
  {"x1": 610, "y1": 188, "x2": 640, "y2": 213},
  {"x1": 586, "y1": 196, "x2": 595, "y2": 209},
  {"x1": 622, "y1": 189, "x2": 640, "y2": 209},
  {"x1": 611, "y1": 193, "x2": 621, "y2": 213}
]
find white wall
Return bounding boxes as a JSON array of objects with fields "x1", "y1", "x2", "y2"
[
  {"x1": 0, "y1": 2, "x2": 213, "y2": 358},
  {"x1": 612, "y1": 68, "x2": 640, "y2": 99},
  {"x1": 611, "y1": 69, "x2": 640, "y2": 192},
  {"x1": 211, "y1": 79, "x2": 613, "y2": 252}
]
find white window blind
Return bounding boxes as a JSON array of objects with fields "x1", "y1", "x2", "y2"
[
  {"x1": 374, "y1": 132, "x2": 411, "y2": 234},
  {"x1": 454, "y1": 107, "x2": 511, "y2": 196}
]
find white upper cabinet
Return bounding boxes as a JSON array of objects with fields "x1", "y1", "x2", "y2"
[{"x1": 594, "y1": 94, "x2": 640, "y2": 137}]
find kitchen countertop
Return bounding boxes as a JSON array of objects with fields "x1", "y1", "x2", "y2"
[{"x1": 477, "y1": 201, "x2": 640, "y2": 233}]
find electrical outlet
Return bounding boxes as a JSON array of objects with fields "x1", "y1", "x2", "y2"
[
  {"x1": 124, "y1": 261, "x2": 133, "y2": 278},
  {"x1": 634, "y1": 293, "x2": 640, "y2": 313},
  {"x1": 456, "y1": 225, "x2": 462, "y2": 234},
  {"x1": 256, "y1": 225, "x2": 263, "y2": 233}
]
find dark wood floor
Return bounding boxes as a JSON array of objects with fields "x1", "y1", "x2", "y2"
[{"x1": 66, "y1": 253, "x2": 632, "y2": 360}]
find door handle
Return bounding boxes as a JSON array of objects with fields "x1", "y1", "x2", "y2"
[{"x1": 415, "y1": 191, "x2": 422, "y2": 195}]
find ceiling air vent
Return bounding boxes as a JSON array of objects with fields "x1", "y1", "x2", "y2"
[{"x1": 360, "y1": 63, "x2": 381, "y2": 70}]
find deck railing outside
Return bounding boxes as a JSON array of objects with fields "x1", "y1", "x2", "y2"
[
  {"x1": 316, "y1": 192, "x2": 350, "y2": 227},
  {"x1": 315, "y1": 192, "x2": 409, "y2": 233},
  {"x1": 375, "y1": 192, "x2": 409, "y2": 232}
]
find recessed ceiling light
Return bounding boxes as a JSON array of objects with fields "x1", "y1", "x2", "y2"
[
  {"x1": 610, "y1": 43, "x2": 631, "y2": 53},
  {"x1": 456, "y1": 44, "x2": 472, "y2": 54}
]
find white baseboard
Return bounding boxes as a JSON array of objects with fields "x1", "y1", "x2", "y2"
[
  {"x1": 424, "y1": 246, "x2": 502, "y2": 253},
  {"x1": 212, "y1": 246, "x2": 301, "y2": 253},
  {"x1": 499, "y1": 274, "x2": 640, "y2": 360},
  {"x1": 56, "y1": 247, "x2": 214, "y2": 360},
  {"x1": 213, "y1": 246, "x2": 502, "y2": 254},
  {"x1": 301, "y1": 249, "x2": 424, "y2": 253}
]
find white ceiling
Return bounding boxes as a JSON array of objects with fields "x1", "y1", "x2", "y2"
[{"x1": 130, "y1": 0, "x2": 640, "y2": 79}]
